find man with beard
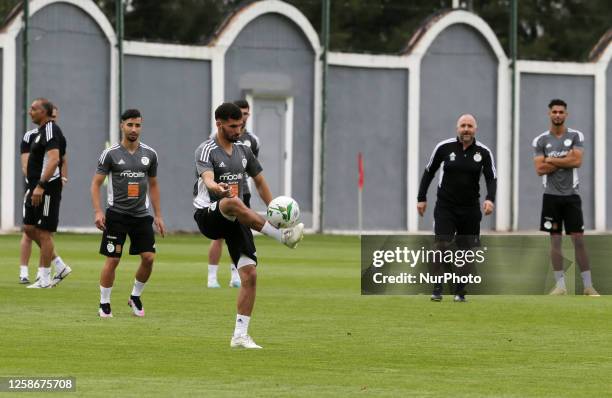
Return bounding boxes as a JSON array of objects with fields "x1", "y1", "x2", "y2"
[
  {"x1": 91, "y1": 109, "x2": 166, "y2": 317},
  {"x1": 532, "y1": 99, "x2": 599, "y2": 296},
  {"x1": 193, "y1": 102, "x2": 303, "y2": 348},
  {"x1": 417, "y1": 114, "x2": 497, "y2": 302},
  {"x1": 207, "y1": 99, "x2": 260, "y2": 289}
]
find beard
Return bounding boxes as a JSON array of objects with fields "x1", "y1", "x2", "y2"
[
  {"x1": 126, "y1": 134, "x2": 138, "y2": 142},
  {"x1": 222, "y1": 126, "x2": 240, "y2": 142},
  {"x1": 552, "y1": 120, "x2": 564, "y2": 126}
]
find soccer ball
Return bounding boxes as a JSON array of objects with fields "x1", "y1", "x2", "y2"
[{"x1": 266, "y1": 196, "x2": 300, "y2": 228}]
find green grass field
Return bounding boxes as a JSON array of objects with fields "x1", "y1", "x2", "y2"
[{"x1": 1, "y1": 233, "x2": 612, "y2": 397}]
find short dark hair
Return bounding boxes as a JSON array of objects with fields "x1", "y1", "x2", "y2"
[
  {"x1": 548, "y1": 99, "x2": 567, "y2": 109},
  {"x1": 35, "y1": 97, "x2": 54, "y2": 117},
  {"x1": 234, "y1": 99, "x2": 250, "y2": 109},
  {"x1": 121, "y1": 109, "x2": 142, "y2": 121},
  {"x1": 215, "y1": 102, "x2": 242, "y2": 121}
]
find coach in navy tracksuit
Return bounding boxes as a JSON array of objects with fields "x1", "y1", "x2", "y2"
[{"x1": 417, "y1": 114, "x2": 497, "y2": 302}]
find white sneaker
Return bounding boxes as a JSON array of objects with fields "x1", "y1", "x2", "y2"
[
  {"x1": 549, "y1": 286, "x2": 568, "y2": 296},
  {"x1": 229, "y1": 279, "x2": 241, "y2": 288},
  {"x1": 50, "y1": 265, "x2": 72, "y2": 287},
  {"x1": 230, "y1": 334, "x2": 262, "y2": 349},
  {"x1": 27, "y1": 279, "x2": 50, "y2": 289},
  {"x1": 207, "y1": 280, "x2": 221, "y2": 288},
  {"x1": 281, "y1": 223, "x2": 304, "y2": 249}
]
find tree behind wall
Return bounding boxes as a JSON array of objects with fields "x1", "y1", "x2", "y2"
[{"x1": 2, "y1": 0, "x2": 611, "y2": 61}]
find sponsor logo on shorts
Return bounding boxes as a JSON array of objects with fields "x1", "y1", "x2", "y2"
[
  {"x1": 543, "y1": 220, "x2": 553, "y2": 230},
  {"x1": 115, "y1": 244, "x2": 122, "y2": 253}
]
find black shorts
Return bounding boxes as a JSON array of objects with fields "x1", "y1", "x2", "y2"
[
  {"x1": 23, "y1": 179, "x2": 62, "y2": 232},
  {"x1": 540, "y1": 194, "x2": 584, "y2": 234},
  {"x1": 433, "y1": 203, "x2": 482, "y2": 248},
  {"x1": 99, "y1": 210, "x2": 156, "y2": 258},
  {"x1": 194, "y1": 201, "x2": 257, "y2": 267}
]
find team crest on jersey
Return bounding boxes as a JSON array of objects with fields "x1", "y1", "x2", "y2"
[
  {"x1": 563, "y1": 139, "x2": 572, "y2": 147},
  {"x1": 242, "y1": 158, "x2": 247, "y2": 168},
  {"x1": 141, "y1": 156, "x2": 150, "y2": 165},
  {"x1": 244, "y1": 140, "x2": 251, "y2": 147},
  {"x1": 449, "y1": 152, "x2": 456, "y2": 161},
  {"x1": 210, "y1": 202, "x2": 217, "y2": 211},
  {"x1": 473, "y1": 152, "x2": 482, "y2": 162},
  {"x1": 546, "y1": 143, "x2": 552, "y2": 148},
  {"x1": 35, "y1": 135, "x2": 41, "y2": 143}
]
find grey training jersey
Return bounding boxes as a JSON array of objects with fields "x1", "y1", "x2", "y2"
[
  {"x1": 209, "y1": 130, "x2": 260, "y2": 195},
  {"x1": 193, "y1": 137, "x2": 262, "y2": 209},
  {"x1": 96, "y1": 142, "x2": 158, "y2": 217},
  {"x1": 533, "y1": 128, "x2": 584, "y2": 196}
]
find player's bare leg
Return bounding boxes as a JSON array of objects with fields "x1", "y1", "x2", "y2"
[
  {"x1": 549, "y1": 234, "x2": 567, "y2": 295},
  {"x1": 207, "y1": 239, "x2": 223, "y2": 288},
  {"x1": 24, "y1": 226, "x2": 53, "y2": 288},
  {"x1": 219, "y1": 197, "x2": 303, "y2": 248},
  {"x1": 570, "y1": 233, "x2": 599, "y2": 296},
  {"x1": 19, "y1": 232, "x2": 33, "y2": 283},
  {"x1": 99, "y1": 257, "x2": 120, "y2": 317},
  {"x1": 129, "y1": 252, "x2": 155, "y2": 317},
  {"x1": 21, "y1": 230, "x2": 68, "y2": 286},
  {"x1": 231, "y1": 263, "x2": 261, "y2": 349}
]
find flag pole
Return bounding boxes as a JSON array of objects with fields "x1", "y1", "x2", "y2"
[{"x1": 358, "y1": 152, "x2": 364, "y2": 239}]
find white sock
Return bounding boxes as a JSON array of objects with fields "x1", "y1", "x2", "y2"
[
  {"x1": 131, "y1": 280, "x2": 146, "y2": 297},
  {"x1": 52, "y1": 256, "x2": 66, "y2": 273},
  {"x1": 233, "y1": 314, "x2": 250, "y2": 337},
  {"x1": 40, "y1": 267, "x2": 51, "y2": 285},
  {"x1": 581, "y1": 270, "x2": 592, "y2": 289},
  {"x1": 230, "y1": 264, "x2": 240, "y2": 281},
  {"x1": 554, "y1": 270, "x2": 566, "y2": 289},
  {"x1": 208, "y1": 264, "x2": 218, "y2": 282},
  {"x1": 261, "y1": 221, "x2": 282, "y2": 242},
  {"x1": 20, "y1": 265, "x2": 29, "y2": 278},
  {"x1": 100, "y1": 286, "x2": 112, "y2": 304}
]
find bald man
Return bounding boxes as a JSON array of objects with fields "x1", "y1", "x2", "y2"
[{"x1": 417, "y1": 114, "x2": 497, "y2": 302}]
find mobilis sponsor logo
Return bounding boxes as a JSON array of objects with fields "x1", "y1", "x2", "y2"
[
  {"x1": 219, "y1": 173, "x2": 243, "y2": 181},
  {"x1": 120, "y1": 170, "x2": 146, "y2": 178}
]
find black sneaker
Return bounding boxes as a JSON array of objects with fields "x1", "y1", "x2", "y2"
[
  {"x1": 431, "y1": 283, "x2": 443, "y2": 301},
  {"x1": 99, "y1": 303, "x2": 113, "y2": 318},
  {"x1": 453, "y1": 294, "x2": 467, "y2": 302},
  {"x1": 19, "y1": 276, "x2": 30, "y2": 284},
  {"x1": 128, "y1": 295, "x2": 145, "y2": 317}
]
